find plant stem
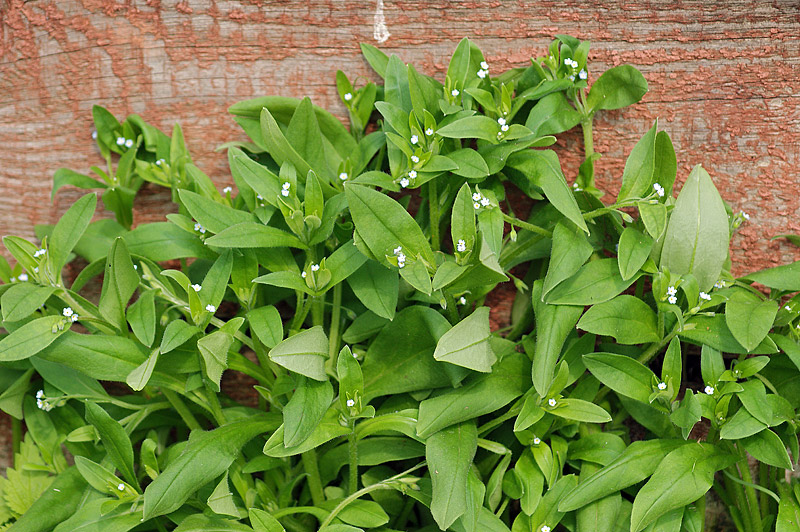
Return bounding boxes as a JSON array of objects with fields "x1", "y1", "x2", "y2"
[
  {"x1": 312, "y1": 293, "x2": 325, "y2": 328},
  {"x1": 443, "y1": 292, "x2": 460, "y2": 325},
  {"x1": 581, "y1": 117, "x2": 595, "y2": 188},
  {"x1": 501, "y1": 213, "x2": 553, "y2": 238},
  {"x1": 11, "y1": 417, "x2": 21, "y2": 457},
  {"x1": 738, "y1": 455, "x2": 763, "y2": 532},
  {"x1": 161, "y1": 388, "x2": 202, "y2": 430},
  {"x1": 392, "y1": 497, "x2": 416, "y2": 530},
  {"x1": 319, "y1": 462, "x2": 426, "y2": 529},
  {"x1": 204, "y1": 379, "x2": 227, "y2": 426},
  {"x1": 301, "y1": 450, "x2": 326, "y2": 507},
  {"x1": 328, "y1": 283, "x2": 343, "y2": 360},
  {"x1": 348, "y1": 426, "x2": 358, "y2": 495},
  {"x1": 428, "y1": 179, "x2": 440, "y2": 251}
]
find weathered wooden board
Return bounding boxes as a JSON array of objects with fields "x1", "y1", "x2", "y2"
[{"x1": 2, "y1": 0, "x2": 799, "y2": 274}]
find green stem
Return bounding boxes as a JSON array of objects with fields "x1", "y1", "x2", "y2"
[
  {"x1": 478, "y1": 400, "x2": 523, "y2": 437},
  {"x1": 319, "y1": 462, "x2": 426, "y2": 529},
  {"x1": 392, "y1": 497, "x2": 416, "y2": 530},
  {"x1": 290, "y1": 294, "x2": 313, "y2": 331},
  {"x1": 581, "y1": 116, "x2": 595, "y2": 187},
  {"x1": 312, "y1": 293, "x2": 325, "y2": 328},
  {"x1": 501, "y1": 213, "x2": 553, "y2": 238},
  {"x1": 428, "y1": 179, "x2": 440, "y2": 251},
  {"x1": 758, "y1": 463, "x2": 770, "y2": 517},
  {"x1": 161, "y1": 388, "x2": 202, "y2": 430},
  {"x1": 443, "y1": 292, "x2": 460, "y2": 325},
  {"x1": 738, "y1": 455, "x2": 763, "y2": 532},
  {"x1": 348, "y1": 426, "x2": 358, "y2": 495},
  {"x1": 11, "y1": 417, "x2": 21, "y2": 457},
  {"x1": 328, "y1": 283, "x2": 343, "y2": 360},
  {"x1": 301, "y1": 450, "x2": 326, "y2": 507},
  {"x1": 694, "y1": 494, "x2": 706, "y2": 532},
  {"x1": 204, "y1": 379, "x2": 227, "y2": 426}
]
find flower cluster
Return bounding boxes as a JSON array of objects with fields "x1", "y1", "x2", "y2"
[
  {"x1": 400, "y1": 170, "x2": 417, "y2": 189},
  {"x1": 281, "y1": 182, "x2": 291, "y2": 197},
  {"x1": 456, "y1": 239, "x2": 467, "y2": 253},
  {"x1": 563, "y1": 58, "x2": 587, "y2": 81},
  {"x1": 194, "y1": 223, "x2": 206, "y2": 234},
  {"x1": 666, "y1": 286, "x2": 677, "y2": 305},
  {"x1": 496, "y1": 117, "x2": 510, "y2": 139},
  {"x1": 62, "y1": 307, "x2": 79, "y2": 323},
  {"x1": 155, "y1": 158, "x2": 166, "y2": 166},
  {"x1": 393, "y1": 245, "x2": 406, "y2": 269},
  {"x1": 699, "y1": 291, "x2": 711, "y2": 301},
  {"x1": 472, "y1": 191, "x2": 491, "y2": 210},
  {"x1": 35, "y1": 390, "x2": 54, "y2": 412},
  {"x1": 477, "y1": 60, "x2": 489, "y2": 79},
  {"x1": 33, "y1": 248, "x2": 46, "y2": 258},
  {"x1": 116, "y1": 136, "x2": 135, "y2": 149},
  {"x1": 653, "y1": 183, "x2": 665, "y2": 197}
]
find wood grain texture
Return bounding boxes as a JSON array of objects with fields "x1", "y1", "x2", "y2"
[{"x1": 0, "y1": 0, "x2": 799, "y2": 463}]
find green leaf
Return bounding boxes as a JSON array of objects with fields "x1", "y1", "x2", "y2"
[
  {"x1": 446, "y1": 37, "x2": 472, "y2": 92},
  {"x1": 269, "y1": 326, "x2": 328, "y2": 381},
  {"x1": 568, "y1": 433, "x2": 626, "y2": 467},
  {"x1": 417, "y1": 352, "x2": 530, "y2": 438},
  {"x1": 680, "y1": 315, "x2": 778, "y2": 355},
  {"x1": 638, "y1": 202, "x2": 668, "y2": 241},
  {"x1": 549, "y1": 398, "x2": 612, "y2": 424},
  {"x1": 546, "y1": 258, "x2": 638, "y2": 306},
  {"x1": 126, "y1": 350, "x2": 159, "y2": 391},
  {"x1": 630, "y1": 443, "x2": 734, "y2": 532},
  {"x1": 618, "y1": 122, "x2": 658, "y2": 202},
  {"x1": 577, "y1": 295, "x2": 659, "y2": 345},
  {"x1": 385, "y1": 55, "x2": 412, "y2": 112},
  {"x1": 160, "y1": 320, "x2": 200, "y2": 353},
  {"x1": 259, "y1": 107, "x2": 312, "y2": 178},
  {"x1": 347, "y1": 260, "x2": 398, "y2": 320},
  {"x1": 197, "y1": 318, "x2": 243, "y2": 391},
  {"x1": 738, "y1": 380, "x2": 773, "y2": 426},
  {"x1": 84, "y1": 402, "x2": 137, "y2": 487},
  {"x1": 49, "y1": 193, "x2": 97, "y2": 274},
  {"x1": 427, "y1": 421, "x2": 478, "y2": 530},
  {"x1": 740, "y1": 262, "x2": 800, "y2": 292},
  {"x1": 587, "y1": 65, "x2": 648, "y2": 112},
  {"x1": 446, "y1": 148, "x2": 490, "y2": 179},
  {"x1": 653, "y1": 131, "x2": 678, "y2": 196},
  {"x1": 583, "y1": 353, "x2": 657, "y2": 404},
  {"x1": 51, "y1": 168, "x2": 106, "y2": 200},
  {"x1": 531, "y1": 281, "x2": 583, "y2": 396},
  {"x1": 362, "y1": 307, "x2": 452, "y2": 399},
  {"x1": 127, "y1": 289, "x2": 156, "y2": 346},
  {"x1": 529, "y1": 475, "x2": 580, "y2": 532},
  {"x1": 660, "y1": 165, "x2": 729, "y2": 291},
  {"x1": 0, "y1": 315, "x2": 68, "y2": 362},
  {"x1": 507, "y1": 150, "x2": 589, "y2": 234},
  {"x1": 286, "y1": 97, "x2": 334, "y2": 178},
  {"x1": 6, "y1": 466, "x2": 86, "y2": 532},
  {"x1": 438, "y1": 116, "x2": 500, "y2": 142},
  {"x1": 1, "y1": 283, "x2": 56, "y2": 322},
  {"x1": 98, "y1": 237, "x2": 138, "y2": 330},
  {"x1": 143, "y1": 416, "x2": 278, "y2": 519},
  {"x1": 725, "y1": 290, "x2": 778, "y2": 352},
  {"x1": 525, "y1": 92, "x2": 582, "y2": 137},
  {"x1": 720, "y1": 408, "x2": 766, "y2": 440},
  {"x1": 51, "y1": 497, "x2": 144, "y2": 532},
  {"x1": 249, "y1": 508, "x2": 286, "y2": 532},
  {"x1": 617, "y1": 227, "x2": 654, "y2": 281},
  {"x1": 559, "y1": 440, "x2": 686, "y2": 512},
  {"x1": 283, "y1": 376, "x2": 333, "y2": 447},
  {"x1": 124, "y1": 222, "x2": 215, "y2": 261},
  {"x1": 178, "y1": 189, "x2": 255, "y2": 234},
  {"x1": 247, "y1": 305, "x2": 283, "y2": 349},
  {"x1": 433, "y1": 307, "x2": 496, "y2": 372},
  {"x1": 263, "y1": 409, "x2": 349, "y2": 457},
  {"x1": 206, "y1": 472, "x2": 239, "y2": 517},
  {"x1": 543, "y1": 221, "x2": 593, "y2": 297},
  {"x1": 777, "y1": 484, "x2": 800, "y2": 532},
  {"x1": 173, "y1": 514, "x2": 256, "y2": 531},
  {"x1": 229, "y1": 147, "x2": 282, "y2": 206},
  {"x1": 346, "y1": 183, "x2": 435, "y2": 267},
  {"x1": 205, "y1": 222, "x2": 305, "y2": 249}
]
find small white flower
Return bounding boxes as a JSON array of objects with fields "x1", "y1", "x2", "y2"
[
  {"x1": 156, "y1": 158, "x2": 165, "y2": 166},
  {"x1": 459, "y1": 296, "x2": 467, "y2": 305},
  {"x1": 36, "y1": 390, "x2": 44, "y2": 399},
  {"x1": 501, "y1": 124, "x2": 509, "y2": 132},
  {"x1": 281, "y1": 189, "x2": 289, "y2": 197},
  {"x1": 472, "y1": 192, "x2": 482, "y2": 202},
  {"x1": 668, "y1": 295, "x2": 677, "y2": 305},
  {"x1": 400, "y1": 178, "x2": 410, "y2": 188},
  {"x1": 451, "y1": 89, "x2": 459, "y2": 97},
  {"x1": 311, "y1": 264, "x2": 320, "y2": 272},
  {"x1": 70, "y1": 314, "x2": 79, "y2": 323},
  {"x1": 541, "y1": 526, "x2": 551, "y2": 532},
  {"x1": 456, "y1": 239, "x2": 466, "y2": 253},
  {"x1": 548, "y1": 398, "x2": 557, "y2": 407},
  {"x1": 33, "y1": 267, "x2": 39, "y2": 273},
  {"x1": 411, "y1": 155, "x2": 419, "y2": 164},
  {"x1": 578, "y1": 69, "x2": 587, "y2": 80},
  {"x1": 34, "y1": 248, "x2": 45, "y2": 258},
  {"x1": 9, "y1": 277, "x2": 15, "y2": 282},
  {"x1": 125, "y1": 139, "x2": 134, "y2": 149},
  {"x1": 397, "y1": 259, "x2": 405, "y2": 269},
  {"x1": 301, "y1": 271, "x2": 307, "y2": 278},
  {"x1": 473, "y1": 202, "x2": 481, "y2": 210},
  {"x1": 741, "y1": 211, "x2": 750, "y2": 221},
  {"x1": 657, "y1": 382, "x2": 667, "y2": 390},
  {"x1": 532, "y1": 436, "x2": 541, "y2": 445},
  {"x1": 569, "y1": 74, "x2": 576, "y2": 81},
  {"x1": 205, "y1": 304, "x2": 216, "y2": 313},
  {"x1": 339, "y1": 172, "x2": 348, "y2": 181},
  {"x1": 480, "y1": 61, "x2": 489, "y2": 70},
  {"x1": 480, "y1": 197, "x2": 491, "y2": 207},
  {"x1": 343, "y1": 92, "x2": 353, "y2": 101},
  {"x1": 223, "y1": 186, "x2": 232, "y2": 194},
  {"x1": 571, "y1": 59, "x2": 579, "y2": 68},
  {"x1": 477, "y1": 69, "x2": 487, "y2": 79},
  {"x1": 497, "y1": 131, "x2": 504, "y2": 139},
  {"x1": 191, "y1": 284, "x2": 201, "y2": 292},
  {"x1": 785, "y1": 305, "x2": 793, "y2": 312},
  {"x1": 91, "y1": 130, "x2": 97, "y2": 139},
  {"x1": 410, "y1": 135, "x2": 419, "y2": 145},
  {"x1": 667, "y1": 286, "x2": 677, "y2": 296},
  {"x1": 653, "y1": 183, "x2": 665, "y2": 197},
  {"x1": 346, "y1": 399, "x2": 355, "y2": 407},
  {"x1": 704, "y1": 385, "x2": 715, "y2": 395},
  {"x1": 714, "y1": 280, "x2": 725, "y2": 289},
  {"x1": 497, "y1": 117, "x2": 507, "y2": 126},
  {"x1": 116, "y1": 136, "x2": 125, "y2": 146},
  {"x1": 564, "y1": 58, "x2": 571, "y2": 65},
  {"x1": 62, "y1": 307, "x2": 74, "y2": 318},
  {"x1": 408, "y1": 170, "x2": 417, "y2": 179},
  {"x1": 396, "y1": 253, "x2": 406, "y2": 263},
  {"x1": 425, "y1": 128, "x2": 434, "y2": 136},
  {"x1": 117, "y1": 483, "x2": 125, "y2": 491},
  {"x1": 393, "y1": 246, "x2": 403, "y2": 255},
  {"x1": 700, "y1": 292, "x2": 712, "y2": 301},
  {"x1": 18, "y1": 273, "x2": 28, "y2": 282}
]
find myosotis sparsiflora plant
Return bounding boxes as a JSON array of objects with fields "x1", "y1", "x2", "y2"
[{"x1": 1, "y1": 35, "x2": 800, "y2": 532}]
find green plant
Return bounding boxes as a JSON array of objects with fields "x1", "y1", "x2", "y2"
[{"x1": 1, "y1": 35, "x2": 799, "y2": 532}]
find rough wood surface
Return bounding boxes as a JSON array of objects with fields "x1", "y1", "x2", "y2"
[{"x1": 1, "y1": 0, "x2": 800, "y2": 466}]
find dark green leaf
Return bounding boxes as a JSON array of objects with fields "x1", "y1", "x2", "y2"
[
  {"x1": 427, "y1": 421, "x2": 478, "y2": 530},
  {"x1": 577, "y1": 295, "x2": 659, "y2": 345}
]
